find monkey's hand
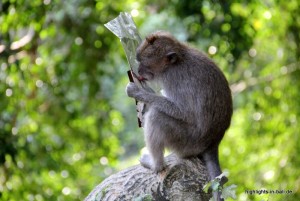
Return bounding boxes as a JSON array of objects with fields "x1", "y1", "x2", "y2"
[
  {"x1": 126, "y1": 82, "x2": 145, "y2": 100},
  {"x1": 126, "y1": 82, "x2": 188, "y2": 122}
]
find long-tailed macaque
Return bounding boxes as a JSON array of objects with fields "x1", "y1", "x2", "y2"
[{"x1": 126, "y1": 31, "x2": 233, "y2": 201}]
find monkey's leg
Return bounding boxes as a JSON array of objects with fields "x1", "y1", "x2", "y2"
[
  {"x1": 140, "y1": 129, "x2": 165, "y2": 173},
  {"x1": 140, "y1": 110, "x2": 165, "y2": 173}
]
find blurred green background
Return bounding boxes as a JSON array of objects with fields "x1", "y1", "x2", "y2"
[{"x1": 0, "y1": 0, "x2": 299, "y2": 200}]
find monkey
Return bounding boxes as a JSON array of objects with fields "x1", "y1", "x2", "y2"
[{"x1": 126, "y1": 31, "x2": 232, "y2": 201}]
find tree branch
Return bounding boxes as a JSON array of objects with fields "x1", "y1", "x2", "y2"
[{"x1": 85, "y1": 154, "x2": 212, "y2": 201}]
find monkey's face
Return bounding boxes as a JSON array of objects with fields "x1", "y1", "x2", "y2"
[
  {"x1": 136, "y1": 32, "x2": 179, "y2": 81},
  {"x1": 136, "y1": 59, "x2": 163, "y2": 81},
  {"x1": 136, "y1": 47, "x2": 165, "y2": 81}
]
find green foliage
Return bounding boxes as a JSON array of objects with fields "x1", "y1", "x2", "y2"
[
  {"x1": 221, "y1": 185, "x2": 237, "y2": 200},
  {"x1": 0, "y1": 0, "x2": 143, "y2": 200},
  {"x1": 203, "y1": 172, "x2": 237, "y2": 201},
  {"x1": 0, "y1": 0, "x2": 299, "y2": 201}
]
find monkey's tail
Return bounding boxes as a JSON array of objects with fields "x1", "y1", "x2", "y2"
[
  {"x1": 202, "y1": 145, "x2": 221, "y2": 180},
  {"x1": 202, "y1": 144, "x2": 225, "y2": 201}
]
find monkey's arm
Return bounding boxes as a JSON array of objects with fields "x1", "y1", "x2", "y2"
[{"x1": 126, "y1": 82, "x2": 187, "y2": 122}]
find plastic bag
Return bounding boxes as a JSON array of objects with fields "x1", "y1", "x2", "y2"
[
  {"x1": 104, "y1": 12, "x2": 143, "y2": 87},
  {"x1": 104, "y1": 12, "x2": 147, "y2": 127}
]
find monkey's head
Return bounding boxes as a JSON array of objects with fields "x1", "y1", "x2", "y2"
[{"x1": 136, "y1": 31, "x2": 183, "y2": 81}]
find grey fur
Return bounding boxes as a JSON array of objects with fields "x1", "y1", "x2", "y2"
[{"x1": 126, "y1": 31, "x2": 232, "y2": 200}]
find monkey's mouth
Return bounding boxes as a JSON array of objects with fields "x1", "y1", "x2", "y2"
[
  {"x1": 133, "y1": 71, "x2": 154, "y2": 81},
  {"x1": 137, "y1": 75, "x2": 147, "y2": 81},
  {"x1": 132, "y1": 71, "x2": 147, "y2": 81},
  {"x1": 139, "y1": 73, "x2": 154, "y2": 81}
]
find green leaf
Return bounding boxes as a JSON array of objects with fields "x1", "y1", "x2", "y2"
[{"x1": 221, "y1": 184, "x2": 237, "y2": 200}]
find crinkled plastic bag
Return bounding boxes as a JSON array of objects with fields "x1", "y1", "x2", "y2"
[
  {"x1": 104, "y1": 12, "x2": 149, "y2": 127},
  {"x1": 104, "y1": 12, "x2": 143, "y2": 86}
]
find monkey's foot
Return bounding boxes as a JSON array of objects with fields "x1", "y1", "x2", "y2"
[{"x1": 139, "y1": 154, "x2": 165, "y2": 173}]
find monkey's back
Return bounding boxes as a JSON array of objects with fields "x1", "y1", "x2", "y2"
[{"x1": 161, "y1": 47, "x2": 232, "y2": 151}]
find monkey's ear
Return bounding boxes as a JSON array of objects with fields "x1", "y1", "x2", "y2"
[{"x1": 166, "y1": 52, "x2": 178, "y2": 64}]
